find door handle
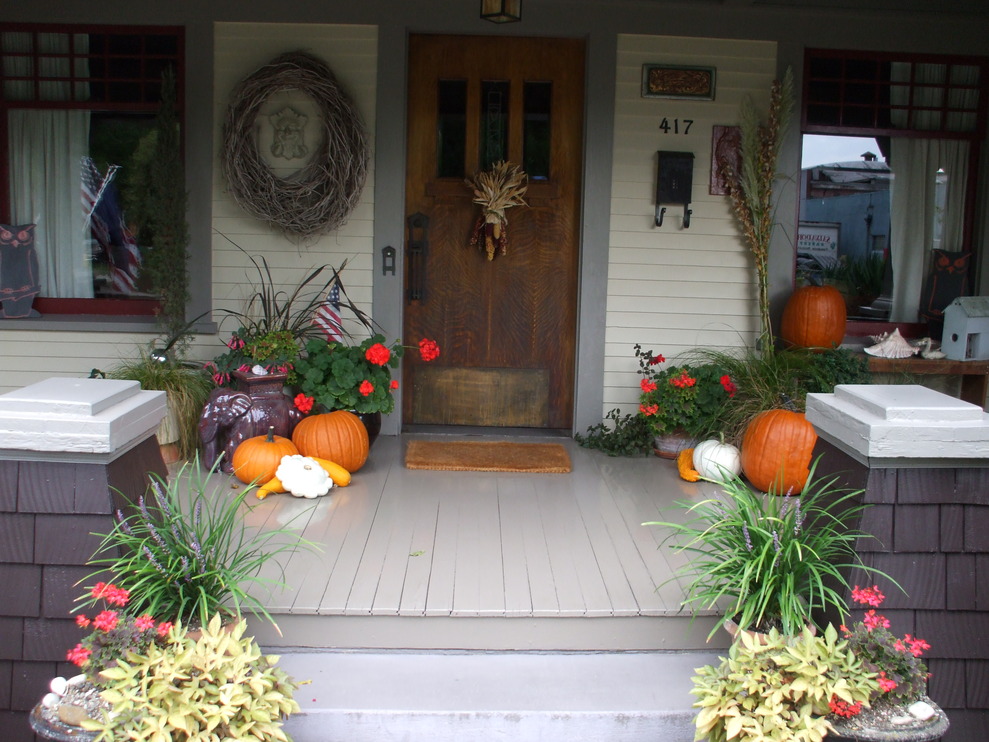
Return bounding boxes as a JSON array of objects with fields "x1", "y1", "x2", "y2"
[{"x1": 406, "y1": 212, "x2": 429, "y2": 303}]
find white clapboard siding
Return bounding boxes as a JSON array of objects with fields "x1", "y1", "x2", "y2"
[
  {"x1": 211, "y1": 23, "x2": 378, "y2": 330},
  {"x1": 604, "y1": 34, "x2": 776, "y2": 416}
]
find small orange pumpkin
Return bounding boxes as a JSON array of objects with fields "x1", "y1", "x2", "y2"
[
  {"x1": 231, "y1": 426, "x2": 299, "y2": 485},
  {"x1": 740, "y1": 409, "x2": 818, "y2": 494},
  {"x1": 780, "y1": 284, "x2": 846, "y2": 350},
  {"x1": 292, "y1": 411, "x2": 369, "y2": 473}
]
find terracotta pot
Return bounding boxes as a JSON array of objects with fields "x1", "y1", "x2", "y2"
[{"x1": 653, "y1": 430, "x2": 697, "y2": 459}]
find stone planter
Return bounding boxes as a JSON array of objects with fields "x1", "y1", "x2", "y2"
[{"x1": 827, "y1": 697, "x2": 949, "y2": 742}]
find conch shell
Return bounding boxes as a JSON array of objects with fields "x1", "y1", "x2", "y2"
[{"x1": 864, "y1": 328, "x2": 919, "y2": 358}]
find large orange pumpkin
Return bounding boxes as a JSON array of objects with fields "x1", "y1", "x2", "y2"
[
  {"x1": 231, "y1": 427, "x2": 299, "y2": 485},
  {"x1": 292, "y1": 411, "x2": 369, "y2": 473},
  {"x1": 780, "y1": 284, "x2": 846, "y2": 350},
  {"x1": 740, "y1": 409, "x2": 818, "y2": 494}
]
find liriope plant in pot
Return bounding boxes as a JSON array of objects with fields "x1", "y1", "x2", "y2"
[
  {"x1": 78, "y1": 456, "x2": 315, "y2": 632},
  {"x1": 644, "y1": 456, "x2": 892, "y2": 640}
]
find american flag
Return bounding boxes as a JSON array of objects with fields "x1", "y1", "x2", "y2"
[
  {"x1": 81, "y1": 156, "x2": 142, "y2": 295},
  {"x1": 313, "y1": 280, "x2": 343, "y2": 341}
]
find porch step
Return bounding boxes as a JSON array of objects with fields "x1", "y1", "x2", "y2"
[{"x1": 271, "y1": 649, "x2": 720, "y2": 742}]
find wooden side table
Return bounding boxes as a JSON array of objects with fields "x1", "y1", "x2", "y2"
[{"x1": 866, "y1": 356, "x2": 989, "y2": 408}]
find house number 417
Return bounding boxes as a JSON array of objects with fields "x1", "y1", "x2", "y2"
[{"x1": 659, "y1": 118, "x2": 693, "y2": 135}]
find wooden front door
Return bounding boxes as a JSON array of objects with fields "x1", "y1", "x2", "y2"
[{"x1": 403, "y1": 34, "x2": 584, "y2": 429}]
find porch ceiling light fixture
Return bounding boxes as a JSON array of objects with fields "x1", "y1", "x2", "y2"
[{"x1": 481, "y1": 0, "x2": 521, "y2": 23}]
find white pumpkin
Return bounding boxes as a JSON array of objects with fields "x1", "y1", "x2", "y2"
[
  {"x1": 692, "y1": 438, "x2": 741, "y2": 482},
  {"x1": 276, "y1": 455, "x2": 334, "y2": 498}
]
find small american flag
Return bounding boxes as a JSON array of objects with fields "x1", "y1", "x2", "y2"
[
  {"x1": 313, "y1": 280, "x2": 343, "y2": 341},
  {"x1": 81, "y1": 157, "x2": 142, "y2": 295}
]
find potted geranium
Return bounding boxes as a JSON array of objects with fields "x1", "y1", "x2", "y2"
[
  {"x1": 634, "y1": 344, "x2": 735, "y2": 457},
  {"x1": 80, "y1": 457, "x2": 313, "y2": 631},
  {"x1": 294, "y1": 335, "x2": 440, "y2": 441},
  {"x1": 34, "y1": 605, "x2": 299, "y2": 740}
]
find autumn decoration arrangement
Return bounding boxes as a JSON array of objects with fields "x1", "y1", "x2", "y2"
[{"x1": 466, "y1": 160, "x2": 528, "y2": 259}]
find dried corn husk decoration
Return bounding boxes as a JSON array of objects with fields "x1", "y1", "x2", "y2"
[{"x1": 466, "y1": 161, "x2": 528, "y2": 260}]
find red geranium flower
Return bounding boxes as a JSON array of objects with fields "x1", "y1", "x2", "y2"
[
  {"x1": 294, "y1": 393, "x2": 315, "y2": 414},
  {"x1": 390, "y1": 380, "x2": 399, "y2": 390},
  {"x1": 365, "y1": 343, "x2": 391, "y2": 366},
  {"x1": 359, "y1": 380, "x2": 375, "y2": 396},
  {"x1": 640, "y1": 379, "x2": 657, "y2": 393},
  {"x1": 135, "y1": 614, "x2": 156, "y2": 631},
  {"x1": 418, "y1": 338, "x2": 440, "y2": 362}
]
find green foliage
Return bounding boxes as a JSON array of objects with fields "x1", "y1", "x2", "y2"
[
  {"x1": 644, "y1": 458, "x2": 889, "y2": 638},
  {"x1": 208, "y1": 243, "x2": 375, "y2": 386},
  {"x1": 83, "y1": 614, "x2": 299, "y2": 741},
  {"x1": 83, "y1": 458, "x2": 312, "y2": 630},
  {"x1": 295, "y1": 334, "x2": 404, "y2": 415},
  {"x1": 574, "y1": 408, "x2": 653, "y2": 457},
  {"x1": 142, "y1": 67, "x2": 190, "y2": 343},
  {"x1": 692, "y1": 624, "x2": 878, "y2": 742},
  {"x1": 820, "y1": 254, "x2": 886, "y2": 300},
  {"x1": 686, "y1": 346, "x2": 871, "y2": 446},
  {"x1": 635, "y1": 345, "x2": 734, "y2": 439},
  {"x1": 106, "y1": 347, "x2": 214, "y2": 460}
]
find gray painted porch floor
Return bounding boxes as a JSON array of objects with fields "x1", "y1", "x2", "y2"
[
  {"x1": 228, "y1": 432, "x2": 728, "y2": 652},
  {"x1": 192, "y1": 432, "x2": 731, "y2": 741}
]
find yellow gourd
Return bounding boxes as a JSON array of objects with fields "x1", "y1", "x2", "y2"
[
  {"x1": 312, "y1": 457, "x2": 352, "y2": 487},
  {"x1": 676, "y1": 448, "x2": 701, "y2": 482}
]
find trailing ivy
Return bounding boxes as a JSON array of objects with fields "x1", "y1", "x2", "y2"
[{"x1": 574, "y1": 408, "x2": 653, "y2": 457}]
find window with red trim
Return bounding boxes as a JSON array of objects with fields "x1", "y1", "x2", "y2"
[
  {"x1": 0, "y1": 23, "x2": 184, "y2": 316},
  {"x1": 800, "y1": 48, "x2": 988, "y2": 329}
]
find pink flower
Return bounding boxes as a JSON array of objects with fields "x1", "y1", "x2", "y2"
[
  {"x1": 863, "y1": 609, "x2": 891, "y2": 631},
  {"x1": 878, "y1": 672, "x2": 898, "y2": 693},
  {"x1": 905, "y1": 635, "x2": 931, "y2": 657},
  {"x1": 852, "y1": 585, "x2": 885, "y2": 608},
  {"x1": 226, "y1": 335, "x2": 245, "y2": 350},
  {"x1": 75, "y1": 614, "x2": 90, "y2": 628},
  {"x1": 135, "y1": 614, "x2": 156, "y2": 631},
  {"x1": 156, "y1": 621, "x2": 174, "y2": 637},
  {"x1": 93, "y1": 610, "x2": 119, "y2": 632},
  {"x1": 66, "y1": 644, "x2": 91, "y2": 667}
]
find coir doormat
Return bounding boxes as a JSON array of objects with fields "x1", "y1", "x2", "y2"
[{"x1": 404, "y1": 440, "x2": 572, "y2": 473}]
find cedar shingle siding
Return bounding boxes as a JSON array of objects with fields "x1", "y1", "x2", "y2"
[{"x1": 816, "y1": 439, "x2": 989, "y2": 742}]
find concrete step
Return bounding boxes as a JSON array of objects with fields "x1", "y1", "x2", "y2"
[{"x1": 271, "y1": 649, "x2": 721, "y2": 742}]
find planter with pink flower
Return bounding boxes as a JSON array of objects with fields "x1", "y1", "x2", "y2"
[{"x1": 827, "y1": 584, "x2": 949, "y2": 742}]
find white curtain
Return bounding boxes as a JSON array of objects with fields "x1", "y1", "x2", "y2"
[
  {"x1": 3, "y1": 31, "x2": 92, "y2": 298},
  {"x1": 8, "y1": 110, "x2": 92, "y2": 298},
  {"x1": 888, "y1": 61, "x2": 974, "y2": 322},
  {"x1": 889, "y1": 138, "x2": 969, "y2": 322}
]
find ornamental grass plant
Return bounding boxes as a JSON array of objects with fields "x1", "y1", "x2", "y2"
[
  {"x1": 81, "y1": 457, "x2": 313, "y2": 632},
  {"x1": 645, "y1": 457, "x2": 890, "y2": 639}
]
